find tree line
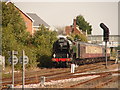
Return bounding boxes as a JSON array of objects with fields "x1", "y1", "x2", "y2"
[{"x1": 2, "y1": 2, "x2": 57, "y2": 69}]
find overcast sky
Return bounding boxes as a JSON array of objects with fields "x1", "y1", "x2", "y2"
[{"x1": 12, "y1": 1, "x2": 119, "y2": 35}]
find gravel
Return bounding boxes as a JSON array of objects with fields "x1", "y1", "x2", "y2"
[{"x1": 15, "y1": 75, "x2": 100, "y2": 88}]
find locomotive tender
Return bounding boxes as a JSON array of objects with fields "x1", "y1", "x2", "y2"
[{"x1": 52, "y1": 37, "x2": 110, "y2": 67}]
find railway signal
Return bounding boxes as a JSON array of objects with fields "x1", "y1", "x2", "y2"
[
  {"x1": 8, "y1": 50, "x2": 18, "y2": 88},
  {"x1": 8, "y1": 55, "x2": 18, "y2": 65},
  {"x1": 19, "y1": 50, "x2": 29, "y2": 89},
  {"x1": 100, "y1": 23, "x2": 110, "y2": 68},
  {"x1": 19, "y1": 55, "x2": 29, "y2": 64},
  {"x1": 100, "y1": 23, "x2": 109, "y2": 42}
]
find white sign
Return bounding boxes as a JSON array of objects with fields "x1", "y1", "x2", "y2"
[
  {"x1": 19, "y1": 56, "x2": 29, "y2": 64},
  {"x1": 8, "y1": 55, "x2": 18, "y2": 65}
]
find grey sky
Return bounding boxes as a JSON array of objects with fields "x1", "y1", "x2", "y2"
[{"x1": 14, "y1": 2, "x2": 118, "y2": 35}]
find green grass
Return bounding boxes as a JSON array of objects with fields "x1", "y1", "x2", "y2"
[
  {"x1": 2, "y1": 73, "x2": 12, "y2": 78},
  {"x1": 2, "y1": 66, "x2": 12, "y2": 78}
]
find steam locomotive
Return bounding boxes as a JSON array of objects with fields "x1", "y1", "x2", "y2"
[{"x1": 52, "y1": 37, "x2": 110, "y2": 67}]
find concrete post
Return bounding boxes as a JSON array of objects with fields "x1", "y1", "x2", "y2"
[
  {"x1": 71, "y1": 64, "x2": 75, "y2": 73},
  {"x1": 41, "y1": 76, "x2": 45, "y2": 87}
]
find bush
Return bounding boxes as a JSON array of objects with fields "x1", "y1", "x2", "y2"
[{"x1": 38, "y1": 55, "x2": 53, "y2": 68}]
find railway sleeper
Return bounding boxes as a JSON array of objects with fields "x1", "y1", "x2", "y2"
[{"x1": 69, "y1": 73, "x2": 112, "y2": 88}]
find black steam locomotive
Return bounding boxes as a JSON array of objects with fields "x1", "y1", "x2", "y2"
[
  {"x1": 52, "y1": 37, "x2": 72, "y2": 67},
  {"x1": 52, "y1": 37, "x2": 110, "y2": 67}
]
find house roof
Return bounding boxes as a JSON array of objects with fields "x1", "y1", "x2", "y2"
[
  {"x1": 6, "y1": 2, "x2": 34, "y2": 22},
  {"x1": 27, "y1": 13, "x2": 50, "y2": 27},
  {"x1": 18, "y1": 10, "x2": 34, "y2": 22}
]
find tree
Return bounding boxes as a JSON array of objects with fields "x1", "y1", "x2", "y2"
[
  {"x1": 2, "y1": 2, "x2": 30, "y2": 45},
  {"x1": 116, "y1": 45, "x2": 120, "y2": 50},
  {"x1": 2, "y1": 2, "x2": 58, "y2": 69},
  {"x1": 32, "y1": 25, "x2": 57, "y2": 68},
  {"x1": 69, "y1": 33, "x2": 88, "y2": 42},
  {"x1": 2, "y1": 2, "x2": 37, "y2": 69},
  {"x1": 76, "y1": 15, "x2": 92, "y2": 34},
  {"x1": 2, "y1": 24, "x2": 37, "y2": 69}
]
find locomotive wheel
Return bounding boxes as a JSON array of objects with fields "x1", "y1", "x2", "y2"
[
  {"x1": 53, "y1": 62, "x2": 59, "y2": 68},
  {"x1": 57, "y1": 62, "x2": 67, "y2": 68},
  {"x1": 62, "y1": 62, "x2": 67, "y2": 68}
]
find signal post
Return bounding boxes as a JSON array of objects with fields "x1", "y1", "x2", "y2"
[
  {"x1": 20, "y1": 50, "x2": 29, "y2": 89},
  {"x1": 8, "y1": 50, "x2": 29, "y2": 89},
  {"x1": 100, "y1": 23, "x2": 109, "y2": 68},
  {"x1": 8, "y1": 50, "x2": 18, "y2": 88}
]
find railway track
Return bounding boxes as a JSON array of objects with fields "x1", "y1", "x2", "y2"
[
  {"x1": 67, "y1": 71, "x2": 119, "y2": 88},
  {"x1": 2, "y1": 68, "x2": 69, "y2": 89},
  {"x1": 3, "y1": 70, "x2": 119, "y2": 88},
  {"x1": 67, "y1": 73, "x2": 112, "y2": 88},
  {"x1": 2, "y1": 61, "x2": 117, "y2": 89},
  {"x1": 2, "y1": 68, "x2": 69, "y2": 81},
  {"x1": 93, "y1": 76, "x2": 118, "y2": 88}
]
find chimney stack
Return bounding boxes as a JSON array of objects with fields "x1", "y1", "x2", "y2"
[{"x1": 73, "y1": 18, "x2": 76, "y2": 32}]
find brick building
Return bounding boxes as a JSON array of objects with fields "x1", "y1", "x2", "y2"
[
  {"x1": 65, "y1": 18, "x2": 84, "y2": 36},
  {"x1": 6, "y1": 2, "x2": 50, "y2": 35},
  {"x1": 15, "y1": 6, "x2": 50, "y2": 35},
  {"x1": 15, "y1": 6, "x2": 34, "y2": 35}
]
